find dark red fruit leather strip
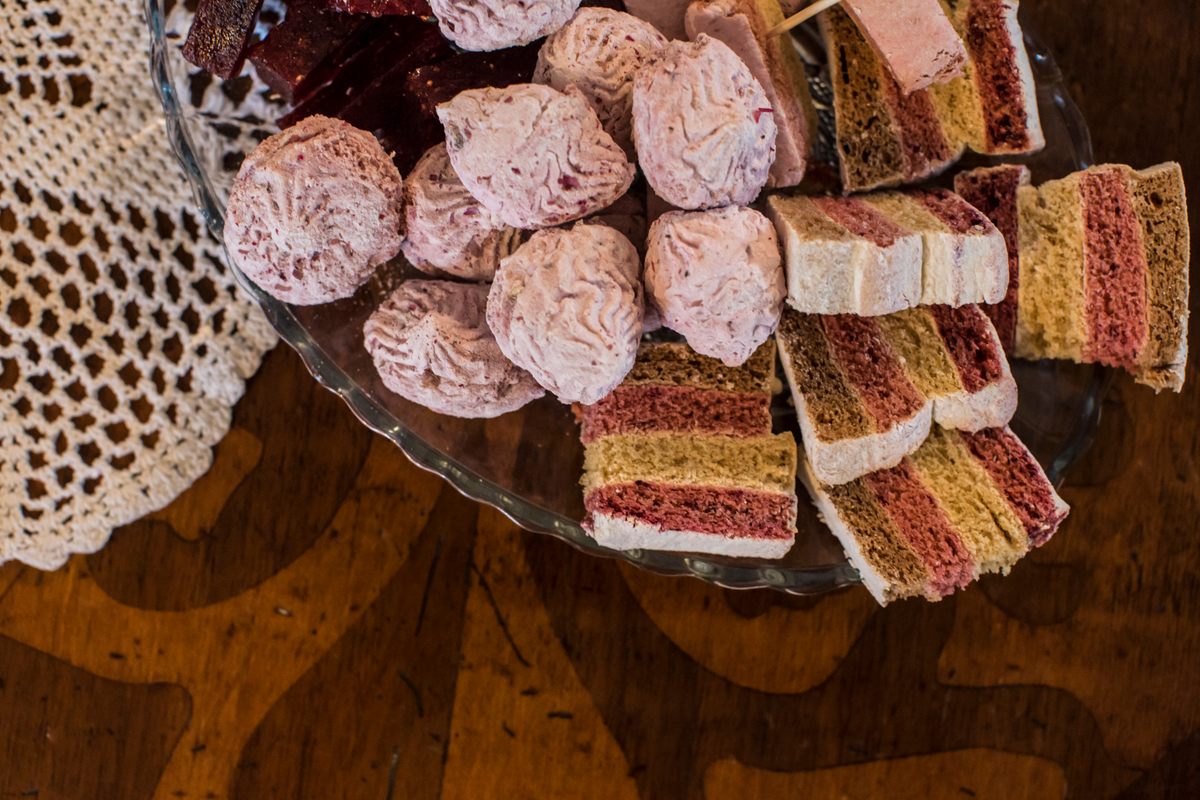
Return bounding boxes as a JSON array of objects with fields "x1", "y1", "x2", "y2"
[
  {"x1": 182, "y1": 0, "x2": 266, "y2": 79},
  {"x1": 247, "y1": 0, "x2": 369, "y2": 102}
]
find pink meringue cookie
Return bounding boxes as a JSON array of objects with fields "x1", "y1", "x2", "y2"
[
  {"x1": 401, "y1": 143, "x2": 522, "y2": 281},
  {"x1": 632, "y1": 35, "x2": 777, "y2": 210},
  {"x1": 487, "y1": 223, "x2": 644, "y2": 405},
  {"x1": 223, "y1": 115, "x2": 404, "y2": 305},
  {"x1": 644, "y1": 206, "x2": 784, "y2": 366},
  {"x1": 364, "y1": 280, "x2": 544, "y2": 418},
  {"x1": 534, "y1": 7, "x2": 668, "y2": 156},
  {"x1": 428, "y1": 0, "x2": 582, "y2": 51},
  {"x1": 438, "y1": 83, "x2": 636, "y2": 230}
]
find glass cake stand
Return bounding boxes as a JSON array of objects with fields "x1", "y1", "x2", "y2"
[{"x1": 147, "y1": 0, "x2": 1103, "y2": 593}]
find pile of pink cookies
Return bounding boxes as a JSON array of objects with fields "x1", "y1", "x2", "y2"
[{"x1": 222, "y1": 7, "x2": 789, "y2": 417}]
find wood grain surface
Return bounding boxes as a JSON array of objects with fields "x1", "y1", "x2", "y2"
[{"x1": 2, "y1": 1, "x2": 1199, "y2": 797}]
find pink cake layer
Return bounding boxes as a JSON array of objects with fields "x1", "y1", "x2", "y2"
[
  {"x1": 953, "y1": 165, "x2": 1026, "y2": 352},
  {"x1": 1080, "y1": 168, "x2": 1149, "y2": 370},
  {"x1": 881, "y1": 78, "x2": 955, "y2": 180},
  {"x1": 929, "y1": 304, "x2": 1005, "y2": 393},
  {"x1": 916, "y1": 189, "x2": 991, "y2": 234},
  {"x1": 811, "y1": 196, "x2": 905, "y2": 247},
  {"x1": 585, "y1": 482, "x2": 797, "y2": 541},
  {"x1": 821, "y1": 315, "x2": 926, "y2": 430},
  {"x1": 959, "y1": 427, "x2": 1066, "y2": 547},
  {"x1": 863, "y1": 460, "x2": 975, "y2": 597},
  {"x1": 963, "y1": 0, "x2": 1033, "y2": 151},
  {"x1": 579, "y1": 384, "x2": 771, "y2": 444}
]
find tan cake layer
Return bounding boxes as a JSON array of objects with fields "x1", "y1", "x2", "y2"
[
  {"x1": 1128, "y1": 163, "x2": 1190, "y2": 390},
  {"x1": 622, "y1": 341, "x2": 776, "y2": 393},
  {"x1": 1015, "y1": 173, "x2": 1088, "y2": 360},
  {"x1": 908, "y1": 426, "x2": 1027, "y2": 575},
  {"x1": 581, "y1": 432, "x2": 798, "y2": 495},
  {"x1": 875, "y1": 309, "x2": 962, "y2": 397}
]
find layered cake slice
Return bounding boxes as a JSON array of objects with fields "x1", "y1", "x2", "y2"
[
  {"x1": 929, "y1": 0, "x2": 1044, "y2": 155},
  {"x1": 579, "y1": 342, "x2": 800, "y2": 558},
  {"x1": 956, "y1": 162, "x2": 1190, "y2": 391},
  {"x1": 819, "y1": 5, "x2": 963, "y2": 192},
  {"x1": 685, "y1": 0, "x2": 818, "y2": 188},
  {"x1": 766, "y1": 189, "x2": 1007, "y2": 316},
  {"x1": 803, "y1": 425, "x2": 1070, "y2": 604},
  {"x1": 821, "y1": 0, "x2": 1043, "y2": 192},
  {"x1": 777, "y1": 305, "x2": 1016, "y2": 485}
]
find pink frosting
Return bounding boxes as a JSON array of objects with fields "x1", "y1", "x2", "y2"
[
  {"x1": 364, "y1": 280, "x2": 545, "y2": 418},
  {"x1": 429, "y1": 0, "x2": 582, "y2": 51},
  {"x1": 487, "y1": 223, "x2": 644, "y2": 404},
  {"x1": 631, "y1": 35, "x2": 777, "y2": 210},
  {"x1": 223, "y1": 115, "x2": 404, "y2": 306},
  {"x1": 401, "y1": 143, "x2": 521, "y2": 281},
  {"x1": 534, "y1": 8, "x2": 667, "y2": 156},
  {"x1": 645, "y1": 207, "x2": 784, "y2": 367},
  {"x1": 438, "y1": 83, "x2": 636, "y2": 230},
  {"x1": 842, "y1": 0, "x2": 967, "y2": 93}
]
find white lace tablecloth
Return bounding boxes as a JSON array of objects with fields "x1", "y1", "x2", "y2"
[{"x1": 1, "y1": 0, "x2": 278, "y2": 569}]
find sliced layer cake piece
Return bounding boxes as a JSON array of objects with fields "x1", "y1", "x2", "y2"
[
  {"x1": 802, "y1": 425, "x2": 1069, "y2": 605},
  {"x1": 819, "y1": 6, "x2": 962, "y2": 192},
  {"x1": 929, "y1": 0, "x2": 1044, "y2": 155},
  {"x1": 685, "y1": 0, "x2": 818, "y2": 188},
  {"x1": 820, "y1": 1, "x2": 1042, "y2": 192},
  {"x1": 957, "y1": 162, "x2": 1190, "y2": 391},
  {"x1": 777, "y1": 305, "x2": 1016, "y2": 485},
  {"x1": 766, "y1": 189, "x2": 1007, "y2": 316},
  {"x1": 580, "y1": 342, "x2": 800, "y2": 558},
  {"x1": 954, "y1": 163, "x2": 1030, "y2": 352}
]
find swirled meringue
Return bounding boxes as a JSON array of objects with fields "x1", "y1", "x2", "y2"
[
  {"x1": 534, "y1": 8, "x2": 667, "y2": 156},
  {"x1": 487, "y1": 223, "x2": 644, "y2": 404},
  {"x1": 401, "y1": 143, "x2": 522, "y2": 281},
  {"x1": 429, "y1": 0, "x2": 582, "y2": 51},
  {"x1": 364, "y1": 280, "x2": 544, "y2": 418},
  {"x1": 632, "y1": 35, "x2": 777, "y2": 210},
  {"x1": 645, "y1": 206, "x2": 784, "y2": 366},
  {"x1": 223, "y1": 115, "x2": 405, "y2": 306},
  {"x1": 437, "y1": 83, "x2": 636, "y2": 230}
]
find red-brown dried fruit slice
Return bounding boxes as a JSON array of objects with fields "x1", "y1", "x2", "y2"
[
  {"x1": 326, "y1": 0, "x2": 433, "y2": 15},
  {"x1": 247, "y1": 0, "x2": 369, "y2": 101},
  {"x1": 182, "y1": 0, "x2": 266, "y2": 79}
]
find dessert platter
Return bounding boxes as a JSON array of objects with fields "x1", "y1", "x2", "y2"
[{"x1": 148, "y1": 0, "x2": 1190, "y2": 599}]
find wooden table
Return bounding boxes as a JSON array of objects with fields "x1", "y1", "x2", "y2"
[{"x1": 2, "y1": 2, "x2": 1198, "y2": 797}]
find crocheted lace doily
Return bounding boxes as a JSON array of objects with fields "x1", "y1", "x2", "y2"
[{"x1": 1, "y1": 0, "x2": 279, "y2": 569}]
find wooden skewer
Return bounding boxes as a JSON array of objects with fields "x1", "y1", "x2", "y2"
[{"x1": 767, "y1": 0, "x2": 844, "y2": 36}]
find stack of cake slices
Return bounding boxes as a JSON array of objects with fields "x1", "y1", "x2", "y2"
[
  {"x1": 821, "y1": 0, "x2": 1044, "y2": 192},
  {"x1": 579, "y1": 341, "x2": 800, "y2": 558},
  {"x1": 955, "y1": 162, "x2": 1191, "y2": 391},
  {"x1": 767, "y1": 180, "x2": 1074, "y2": 603},
  {"x1": 803, "y1": 425, "x2": 1069, "y2": 604}
]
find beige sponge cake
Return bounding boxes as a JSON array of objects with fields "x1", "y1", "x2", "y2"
[{"x1": 766, "y1": 189, "x2": 1007, "y2": 316}]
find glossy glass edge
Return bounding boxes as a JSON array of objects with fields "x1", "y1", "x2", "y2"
[{"x1": 145, "y1": 0, "x2": 1100, "y2": 594}]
